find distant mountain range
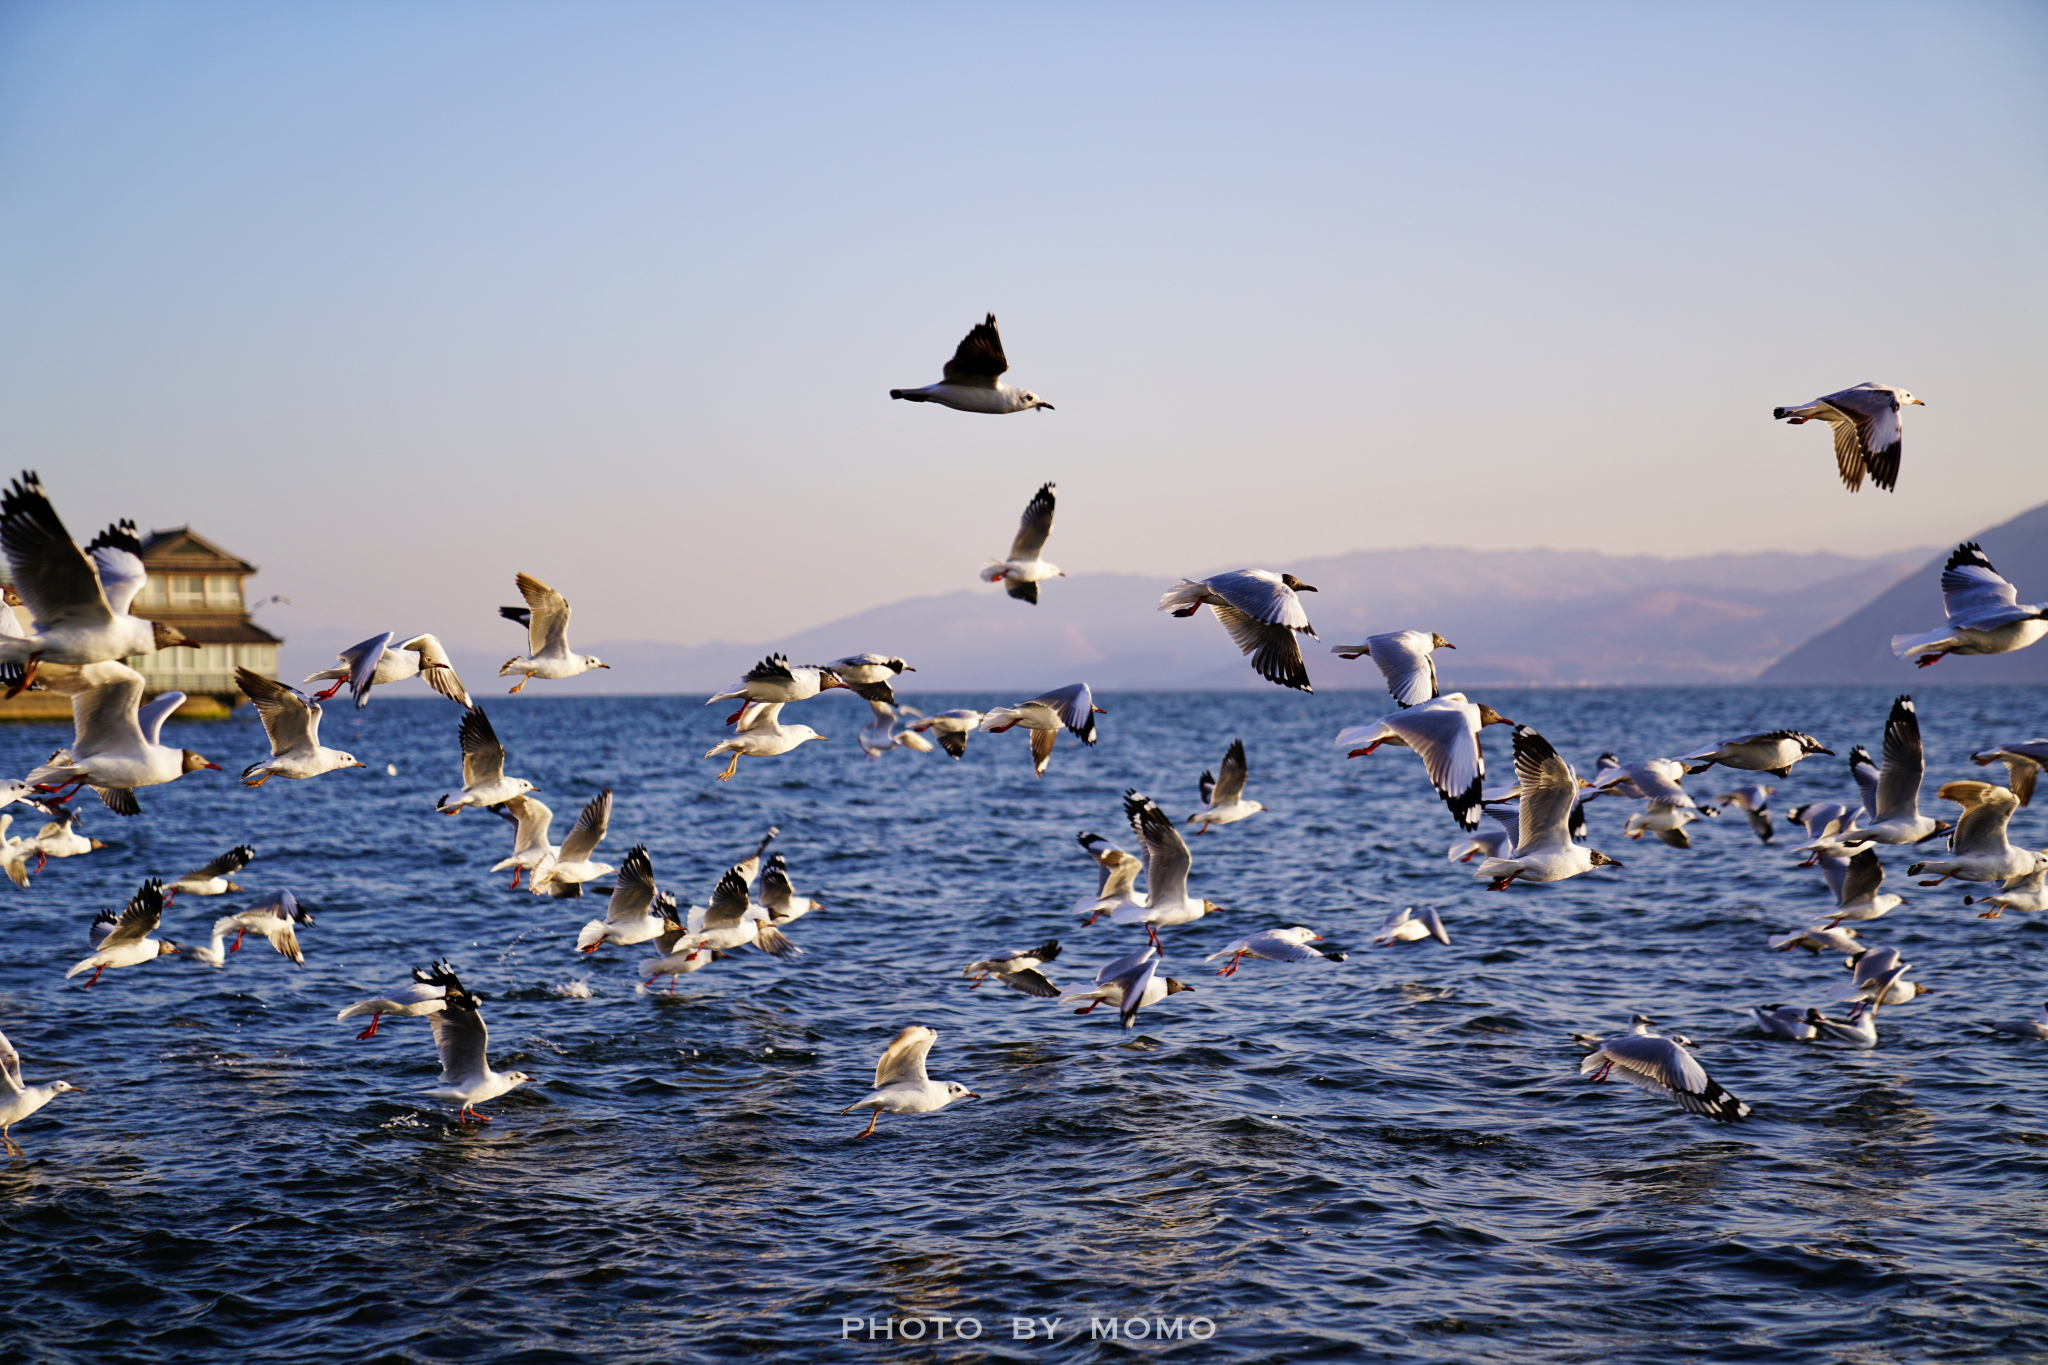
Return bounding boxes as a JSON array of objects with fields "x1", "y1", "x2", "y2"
[
  {"x1": 1761, "y1": 498, "x2": 2048, "y2": 685},
  {"x1": 284, "y1": 534, "x2": 1992, "y2": 696}
]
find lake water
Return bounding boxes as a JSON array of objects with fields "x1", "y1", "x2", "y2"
[{"x1": 2, "y1": 684, "x2": 2045, "y2": 1363}]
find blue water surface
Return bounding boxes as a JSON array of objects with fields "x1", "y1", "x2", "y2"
[{"x1": 1, "y1": 684, "x2": 2045, "y2": 1364}]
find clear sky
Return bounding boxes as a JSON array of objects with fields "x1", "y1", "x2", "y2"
[{"x1": 1, "y1": 1, "x2": 2042, "y2": 652}]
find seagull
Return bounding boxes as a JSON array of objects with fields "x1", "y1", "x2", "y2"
[
  {"x1": 760, "y1": 853, "x2": 822, "y2": 925},
  {"x1": 705, "y1": 655, "x2": 848, "y2": 720},
  {"x1": 680, "y1": 860, "x2": 803, "y2": 959},
  {"x1": 1202, "y1": 926, "x2": 1332, "y2": 976},
  {"x1": 1767, "y1": 924, "x2": 1866, "y2": 954},
  {"x1": 1329, "y1": 630, "x2": 1453, "y2": 706},
  {"x1": 980, "y1": 482, "x2": 1062, "y2": 604},
  {"x1": 1816, "y1": 849, "x2": 1907, "y2": 927},
  {"x1": 981, "y1": 683, "x2": 1100, "y2": 777},
  {"x1": 1057, "y1": 944, "x2": 1196, "y2": 1028},
  {"x1": 1808, "y1": 991, "x2": 1891, "y2": 1048},
  {"x1": 1991, "y1": 1003, "x2": 2048, "y2": 1041},
  {"x1": 1789, "y1": 799, "x2": 1860, "y2": 898},
  {"x1": 1159, "y1": 570, "x2": 1319, "y2": 691},
  {"x1": 1110, "y1": 790, "x2": 1220, "y2": 943},
  {"x1": 575, "y1": 846, "x2": 670, "y2": 953},
  {"x1": 704, "y1": 701, "x2": 827, "y2": 781},
  {"x1": 820, "y1": 654, "x2": 916, "y2": 705},
  {"x1": 1679, "y1": 729, "x2": 1833, "y2": 778},
  {"x1": 1773, "y1": 382, "x2": 1921, "y2": 492},
  {"x1": 963, "y1": 939, "x2": 1062, "y2": 995},
  {"x1": 908, "y1": 708, "x2": 985, "y2": 760},
  {"x1": 305, "y1": 631, "x2": 472, "y2": 709},
  {"x1": 498, "y1": 572, "x2": 608, "y2": 691},
  {"x1": 841, "y1": 1025, "x2": 979, "y2": 1139},
  {"x1": 1746, "y1": 1004, "x2": 1818, "y2": 1041},
  {"x1": 1474, "y1": 727, "x2": 1623, "y2": 889},
  {"x1": 1187, "y1": 739, "x2": 1264, "y2": 833},
  {"x1": 1586, "y1": 756, "x2": 1697, "y2": 808},
  {"x1": 1578, "y1": 1021, "x2": 1751, "y2": 1121},
  {"x1": 0, "y1": 816, "x2": 36, "y2": 889},
  {"x1": 25, "y1": 665, "x2": 218, "y2": 815},
  {"x1": 1070, "y1": 831, "x2": 1147, "y2": 926},
  {"x1": 235, "y1": 669, "x2": 365, "y2": 786},
  {"x1": 1909, "y1": 782, "x2": 2048, "y2": 886},
  {"x1": 27, "y1": 803, "x2": 104, "y2": 866},
  {"x1": 435, "y1": 707, "x2": 537, "y2": 814},
  {"x1": 65, "y1": 879, "x2": 176, "y2": 987},
  {"x1": 1805, "y1": 698, "x2": 1951, "y2": 851},
  {"x1": 0, "y1": 1029, "x2": 76, "y2": 1158},
  {"x1": 1963, "y1": 864, "x2": 2048, "y2": 918},
  {"x1": 490, "y1": 796, "x2": 556, "y2": 890},
  {"x1": 1336, "y1": 694, "x2": 1514, "y2": 830},
  {"x1": 420, "y1": 967, "x2": 535, "y2": 1123},
  {"x1": 1971, "y1": 739, "x2": 2048, "y2": 806},
  {"x1": 1446, "y1": 823, "x2": 1513, "y2": 865},
  {"x1": 337, "y1": 960, "x2": 461, "y2": 1039},
  {"x1": 0, "y1": 472, "x2": 197, "y2": 692},
  {"x1": 858, "y1": 700, "x2": 933, "y2": 758},
  {"x1": 166, "y1": 844, "x2": 255, "y2": 903},
  {"x1": 530, "y1": 789, "x2": 614, "y2": 896},
  {"x1": 1716, "y1": 784, "x2": 1775, "y2": 843},
  {"x1": 1831, "y1": 946, "x2": 1930, "y2": 1006},
  {"x1": 184, "y1": 891, "x2": 314, "y2": 968},
  {"x1": 1623, "y1": 805, "x2": 1712, "y2": 849},
  {"x1": 890, "y1": 314, "x2": 1053, "y2": 414},
  {"x1": 1373, "y1": 906, "x2": 1450, "y2": 947},
  {"x1": 1892, "y1": 543, "x2": 2048, "y2": 667}
]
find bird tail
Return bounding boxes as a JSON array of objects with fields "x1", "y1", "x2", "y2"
[
  {"x1": 574, "y1": 920, "x2": 609, "y2": 952},
  {"x1": 497, "y1": 656, "x2": 523, "y2": 677},
  {"x1": 335, "y1": 1001, "x2": 374, "y2": 1022},
  {"x1": 63, "y1": 956, "x2": 97, "y2": 979},
  {"x1": 1155, "y1": 579, "x2": 1209, "y2": 614},
  {"x1": 25, "y1": 760, "x2": 78, "y2": 789},
  {"x1": 1474, "y1": 857, "x2": 1519, "y2": 882},
  {"x1": 1890, "y1": 630, "x2": 1949, "y2": 659}
]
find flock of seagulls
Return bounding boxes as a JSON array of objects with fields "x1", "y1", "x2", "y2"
[{"x1": 0, "y1": 331, "x2": 2039, "y2": 1148}]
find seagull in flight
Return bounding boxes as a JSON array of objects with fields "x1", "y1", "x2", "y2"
[
  {"x1": 1159, "y1": 570, "x2": 1319, "y2": 692},
  {"x1": 1891, "y1": 543, "x2": 2048, "y2": 668},
  {"x1": 498, "y1": 572, "x2": 608, "y2": 691},
  {"x1": 1330, "y1": 630, "x2": 1453, "y2": 706},
  {"x1": 235, "y1": 669, "x2": 366, "y2": 786},
  {"x1": 1773, "y1": 382, "x2": 1921, "y2": 492},
  {"x1": 981, "y1": 482, "x2": 1063, "y2": 604},
  {"x1": 305, "y1": 632, "x2": 472, "y2": 709},
  {"x1": 889, "y1": 314, "x2": 1053, "y2": 414}
]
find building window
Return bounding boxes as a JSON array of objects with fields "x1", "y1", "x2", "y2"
[
  {"x1": 135, "y1": 579, "x2": 167, "y2": 606},
  {"x1": 206, "y1": 575, "x2": 241, "y2": 607},
  {"x1": 169, "y1": 575, "x2": 206, "y2": 607}
]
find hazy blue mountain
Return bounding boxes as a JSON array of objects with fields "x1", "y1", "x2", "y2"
[
  {"x1": 1760, "y1": 499, "x2": 2048, "y2": 685},
  {"x1": 282, "y1": 543, "x2": 1931, "y2": 698}
]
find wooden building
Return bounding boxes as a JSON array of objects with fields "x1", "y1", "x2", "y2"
[{"x1": 125, "y1": 528, "x2": 282, "y2": 702}]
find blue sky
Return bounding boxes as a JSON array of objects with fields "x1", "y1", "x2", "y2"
[{"x1": 1, "y1": 2, "x2": 2042, "y2": 650}]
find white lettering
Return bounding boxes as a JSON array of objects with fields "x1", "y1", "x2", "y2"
[
  {"x1": 1125, "y1": 1317, "x2": 1151, "y2": 1339},
  {"x1": 840, "y1": 1318, "x2": 862, "y2": 1339},
  {"x1": 1039, "y1": 1317, "x2": 1063, "y2": 1339},
  {"x1": 868, "y1": 1317, "x2": 892, "y2": 1340},
  {"x1": 1191, "y1": 1317, "x2": 1217, "y2": 1340},
  {"x1": 1155, "y1": 1317, "x2": 1185, "y2": 1339},
  {"x1": 1013, "y1": 1318, "x2": 1037, "y2": 1340},
  {"x1": 1091, "y1": 1318, "x2": 1119, "y2": 1339},
  {"x1": 956, "y1": 1317, "x2": 983, "y2": 1340},
  {"x1": 899, "y1": 1318, "x2": 927, "y2": 1340},
  {"x1": 929, "y1": 1315, "x2": 950, "y2": 1340}
]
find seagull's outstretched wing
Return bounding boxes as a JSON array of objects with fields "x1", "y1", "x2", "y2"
[
  {"x1": 514, "y1": 572, "x2": 572, "y2": 659},
  {"x1": 874, "y1": 1024, "x2": 937, "y2": 1086},
  {"x1": 1009, "y1": 482, "x2": 1056, "y2": 560},
  {"x1": 942, "y1": 315, "x2": 1008, "y2": 388}
]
